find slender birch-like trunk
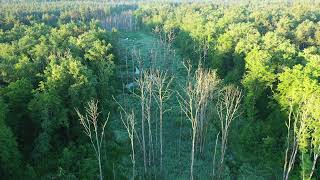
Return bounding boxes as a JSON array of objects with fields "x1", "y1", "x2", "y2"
[
  {"x1": 216, "y1": 85, "x2": 242, "y2": 180},
  {"x1": 154, "y1": 70, "x2": 173, "y2": 172},
  {"x1": 178, "y1": 62, "x2": 220, "y2": 180},
  {"x1": 309, "y1": 151, "x2": 319, "y2": 180},
  {"x1": 76, "y1": 100, "x2": 109, "y2": 180}
]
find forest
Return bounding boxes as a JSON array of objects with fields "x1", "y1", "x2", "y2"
[{"x1": 0, "y1": 0, "x2": 320, "y2": 179}]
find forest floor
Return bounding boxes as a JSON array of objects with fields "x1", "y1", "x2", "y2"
[{"x1": 111, "y1": 31, "x2": 269, "y2": 179}]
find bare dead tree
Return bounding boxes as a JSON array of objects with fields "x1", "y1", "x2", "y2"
[
  {"x1": 131, "y1": 47, "x2": 149, "y2": 174},
  {"x1": 166, "y1": 30, "x2": 176, "y2": 73},
  {"x1": 134, "y1": 68, "x2": 158, "y2": 175},
  {"x1": 178, "y1": 62, "x2": 220, "y2": 180},
  {"x1": 153, "y1": 25, "x2": 162, "y2": 44},
  {"x1": 216, "y1": 85, "x2": 242, "y2": 180},
  {"x1": 178, "y1": 83, "x2": 197, "y2": 180},
  {"x1": 153, "y1": 26, "x2": 170, "y2": 71},
  {"x1": 144, "y1": 71, "x2": 154, "y2": 168},
  {"x1": 167, "y1": 30, "x2": 176, "y2": 50},
  {"x1": 136, "y1": 68, "x2": 147, "y2": 174},
  {"x1": 75, "y1": 99, "x2": 109, "y2": 180},
  {"x1": 196, "y1": 66, "x2": 220, "y2": 155},
  {"x1": 177, "y1": 63, "x2": 197, "y2": 180},
  {"x1": 113, "y1": 95, "x2": 144, "y2": 180},
  {"x1": 200, "y1": 40, "x2": 209, "y2": 64},
  {"x1": 120, "y1": 109, "x2": 136, "y2": 179},
  {"x1": 153, "y1": 70, "x2": 174, "y2": 172}
]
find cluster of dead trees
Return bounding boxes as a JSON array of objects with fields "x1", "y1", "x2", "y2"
[
  {"x1": 178, "y1": 63, "x2": 242, "y2": 180},
  {"x1": 115, "y1": 69, "x2": 173, "y2": 179},
  {"x1": 153, "y1": 26, "x2": 177, "y2": 74},
  {"x1": 73, "y1": 56, "x2": 319, "y2": 180},
  {"x1": 117, "y1": 60, "x2": 243, "y2": 179},
  {"x1": 75, "y1": 62, "x2": 243, "y2": 179},
  {"x1": 103, "y1": 11, "x2": 139, "y2": 32},
  {"x1": 75, "y1": 28, "x2": 243, "y2": 179}
]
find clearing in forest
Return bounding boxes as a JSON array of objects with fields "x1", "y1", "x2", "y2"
[
  {"x1": 112, "y1": 31, "x2": 267, "y2": 180},
  {"x1": 112, "y1": 31, "x2": 216, "y2": 179}
]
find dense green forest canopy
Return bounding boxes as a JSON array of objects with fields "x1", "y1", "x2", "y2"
[
  {"x1": 0, "y1": 0, "x2": 320, "y2": 179},
  {"x1": 0, "y1": 1, "x2": 121, "y2": 179}
]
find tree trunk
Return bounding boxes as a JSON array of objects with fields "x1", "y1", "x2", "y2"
[
  {"x1": 160, "y1": 102, "x2": 163, "y2": 172},
  {"x1": 309, "y1": 153, "x2": 319, "y2": 180},
  {"x1": 132, "y1": 137, "x2": 135, "y2": 180},
  {"x1": 191, "y1": 129, "x2": 196, "y2": 180},
  {"x1": 95, "y1": 128, "x2": 103, "y2": 180},
  {"x1": 141, "y1": 93, "x2": 147, "y2": 173}
]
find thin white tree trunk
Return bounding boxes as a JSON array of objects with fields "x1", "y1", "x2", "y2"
[
  {"x1": 76, "y1": 100, "x2": 109, "y2": 180},
  {"x1": 212, "y1": 132, "x2": 220, "y2": 178},
  {"x1": 141, "y1": 89, "x2": 147, "y2": 173},
  {"x1": 160, "y1": 103, "x2": 163, "y2": 172},
  {"x1": 191, "y1": 129, "x2": 196, "y2": 180},
  {"x1": 309, "y1": 153, "x2": 319, "y2": 180}
]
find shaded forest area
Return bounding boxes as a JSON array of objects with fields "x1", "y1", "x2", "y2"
[{"x1": 0, "y1": 0, "x2": 320, "y2": 180}]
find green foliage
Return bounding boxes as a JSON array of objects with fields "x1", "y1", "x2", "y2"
[
  {"x1": 136, "y1": 1, "x2": 320, "y2": 179},
  {"x1": 0, "y1": 2, "x2": 122, "y2": 178},
  {"x1": 1, "y1": 0, "x2": 320, "y2": 179},
  {"x1": 0, "y1": 98, "x2": 22, "y2": 179}
]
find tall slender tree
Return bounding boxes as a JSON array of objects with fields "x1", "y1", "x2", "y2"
[
  {"x1": 216, "y1": 85, "x2": 242, "y2": 179},
  {"x1": 76, "y1": 99, "x2": 109, "y2": 180},
  {"x1": 178, "y1": 62, "x2": 220, "y2": 180},
  {"x1": 153, "y1": 70, "x2": 173, "y2": 172}
]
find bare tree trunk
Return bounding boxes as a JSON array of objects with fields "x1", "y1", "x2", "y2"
[
  {"x1": 179, "y1": 108, "x2": 183, "y2": 175},
  {"x1": 95, "y1": 127, "x2": 103, "y2": 180},
  {"x1": 76, "y1": 100, "x2": 109, "y2": 180},
  {"x1": 142, "y1": 87, "x2": 147, "y2": 174},
  {"x1": 178, "y1": 63, "x2": 220, "y2": 180},
  {"x1": 309, "y1": 152, "x2": 319, "y2": 180},
  {"x1": 114, "y1": 95, "x2": 138, "y2": 180},
  {"x1": 191, "y1": 128, "x2": 196, "y2": 180},
  {"x1": 283, "y1": 100, "x2": 310, "y2": 180},
  {"x1": 284, "y1": 139, "x2": 298, "y2": 180},
  {"x1": 136, "y1": 70, "x2": 158, "y2": 175},
  {"x1": 146, "y1": 76, "x2": 153, "y2": 168},
  {"x1": 139, "y1": 75, "x2": 147, "y2": 174},
  {"x1": 154, "y1": 71, "x2": 173, "y2": 173},
  {"x1": 212, "y1": 132, "x2": 220, "y2": 179},
  {"x1": 160, "y1": 102, "x2": 163, "y2": 171},
  {"x1": 216, "y1": 85, "x2": 242, "y2": 180},
  {"x1": 283, "y1": 105, "x2": 293, "y2": 180}
]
